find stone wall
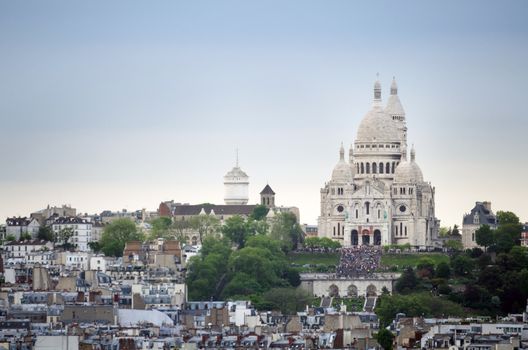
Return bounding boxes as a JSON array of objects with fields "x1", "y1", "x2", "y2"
[{"x1": 299, "y1": 273, "x2": 398, "y2": 297}]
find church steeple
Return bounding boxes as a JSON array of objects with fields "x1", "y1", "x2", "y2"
[
  {"x1": 373, "y1": 74, "x2": 382, "y2": 107},
  {"x1": 410, "y1": 145, "x2": 416, "y2": 162},
  {"x1": 390, "y1": 76, "x2": 398, "y2": 95},
  {"x1": 348, "y1": 143, "x2": 354, "y2": 163},
  {"x1": 339, "y1": 143, "x2": 345, "y2": 161}
]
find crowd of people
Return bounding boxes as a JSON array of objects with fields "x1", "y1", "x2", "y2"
[{"x1": 336, "y1": 245, "x2": 381, "y2": 277}]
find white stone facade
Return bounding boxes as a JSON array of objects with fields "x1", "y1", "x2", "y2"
[
  {"x1": 299, "y1": 273, "x2": 398, "y2": 297},
  {"x1": 224, "y1": 162, "x2": 250, "y2": 205},
  {"x1": 318, "y1": 79, "x2": 440, "y2": 248},
  {"x1": 51, "y1": 217, "x2": 93, "y2": 252}
]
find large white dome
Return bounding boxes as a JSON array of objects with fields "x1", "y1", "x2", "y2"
[
  {"x1": 394, "y1": 148, "x2": 423, "y2": 183},
  {"x1": 356, "y1": 107, "x2": 401, "y2": 143}
]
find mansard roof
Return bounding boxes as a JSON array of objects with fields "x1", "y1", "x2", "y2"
[{"x1": 462, "y1": 202, "x2": 497, "y2": 226}]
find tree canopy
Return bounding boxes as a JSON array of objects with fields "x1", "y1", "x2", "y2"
[
  {"x1": 269, "y1": 212, "x2": 303, "y2": 252},
  {"x1": 99, "y1": 219, "x2": 144, "y2": 257},
  {"x1": 186, "y1": 235, "x2": 301, "y2": 308}
]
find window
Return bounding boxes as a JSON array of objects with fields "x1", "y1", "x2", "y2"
[
  {"x1": 372, "y1": 162, "x2": 377, "y2": 174},
  {"x1": 361, "y1": 163, "x2": 364, "y2": 174},
  {"x1": 379, "y1": 162, "x2": 384, "y2": 174},
  {"x1": 399, "y1": 205, "x2": 406, "y2": 213},
  {"x1": 386, "y1": 163, "x2": 390, "y2": 173},
  {"x1": 365, "y1": 202, "x2": 370, "y2": 215},
  {"x1": 366, "y1": 163, "x2": 370, "y2": 174},
  {"x1": 333, "y1": 227, "x2": 336, "y2": 236},
  {"x1": 355, "y1": 209, "x2": 358, "y2": 218},
  {"x1": 337, "y1": 205, "x2": 344, "y2": 213}
]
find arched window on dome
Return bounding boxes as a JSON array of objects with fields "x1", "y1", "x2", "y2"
[
  {"x1": 379, "y1": 162, "x2": 384, "y2": 174},
  {"x1": 405, "y1": 226, "x2": 408, "y2": 236},
  {"x1": 395, "y1": 225, "x2": 398, "y2": 235},
  {"x1": 356, "y1": 163, "x2": 359, "y2": 173},
  {"x1": 372, "y1": 163, "x2": 377, "y2": 174},
  {"x1": 333, "y1": 227, "x2": 336, "y2": 236},
  {"x1": 392, "y1": 162, "x2": 395, "y2": 173},
  {"x1": 365, "y1": 201, "x2": 370, "y2": 215},
  {"x1": 361, "y1": 163, "x2": 364, "y2": 174},
  {"x1": 366, "y1": 163, "x2": 370, "y2": 174},
  {"x1": 386, "y1": 163, "x2": 390, "y2": 174},
  {"x1": 355, "y1": 209, "x2": 358, "y2": 219}
]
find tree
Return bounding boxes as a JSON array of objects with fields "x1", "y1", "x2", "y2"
[
  {"x1": 436, "y1": 262, "x2": 451, "y2": 279},
  {"x1": 99, "y1": 219, "x2": 144, "y2": 257},
  {"x1": 88, "y1": 241, "x2": 102, "y2": 253},
  {"x1": 172, "y1": 220, "x2": 190, "y2": 244},
  {"x1": 57, "y1": 227, "x2": 74, "y2": 246},
  {"x1": 496, "y1": 211, "x2": 520, "y2": 225},
  {"x1": 250, "y1": 205, "x2": 269, "y2": 221},
  {"x1": 451, "y1": 255, "x2": 474, "y2": 277},
  {"x1": 6, "y1": 234, "x2": 15, "y2": 241},
  {"x1": 189, "y1": 214, "x2": 220, "y2": 244},
  {"x1": 439, "y1": 227, "x2": 449, "y2": 237},
  {"x1": 257, "y1": 288, "x2": 312, "y2": 314},
  {"x1": 444, "y1": 239, "x2": 463, "y2": 251},
  {"x1": 186, "y1": 237, "x2": 233, "y2": 300},
  {"x1": 493, "y1": 223, "x2": 522, "y2": 253},
  {"x1": 19, "y1": 232, "x2": 32, "y2": 241},
  {"x1": 376, "y1": 329, "x2": 395, "y2": 350},
  {"x1": 416, "y1": 258, "x2": 435, "y2": 278},
  {"x1": 222, "y1": 215, "x2": 251, "y2": 249},
  {"x1": 395, "y1": 267, "x2": 418, "y2": 293},
  {"x1": 269, "y1": 212, "x2": 303, "y2": 252},
  {"x1": 37, "y1": 226, "x2": 54, "y2": 241},
  {"x1": 149, "y1": 217, "x2": 173, "y2": 240},
  {"x1": 451, "y1": 224, "x2": 460, "y2": 236},
  {"x1": 475, "y1": 225, "x2": 494, "y2": 251}
]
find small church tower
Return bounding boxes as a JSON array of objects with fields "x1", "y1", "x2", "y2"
[{"x1": 260, "y1": 184, "x2": 276, "y2": 208}]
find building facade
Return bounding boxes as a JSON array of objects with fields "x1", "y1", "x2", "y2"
[
  {"x1": 51, "y1": 217, "x2": 93, "y2": 252},
  {"x1": 318, "y1": 78, "x2": 439, "y2": 248},
  {"x1": 462, "y1": 201, "x2": 498, "y2": 249}
]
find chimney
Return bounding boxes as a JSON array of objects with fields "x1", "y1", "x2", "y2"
[{"x1": 482, "y1": 201, "x2": 492, "y2": 212}]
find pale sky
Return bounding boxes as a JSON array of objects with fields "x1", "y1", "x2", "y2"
[{"x1": 1, "y1": 0, "x2": 527, "y2": 227}]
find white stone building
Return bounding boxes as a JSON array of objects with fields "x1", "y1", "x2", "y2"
[
  {"x1": 5, "y1": 217, "x2": 40, "y2": 240},
  {"x1": 318, "y1": 78, "x2": 440, "y2": 248},
  {"x1": 51, "y1": 217, "x2": 93, "y2": 252},
  {"x1": 4, "y1": 239, "x2": 54, "y2": 259},
  {"x1": 461, "y1": 201, "x2": 498, "y2": 249},
  {"x1": 224, "y1": 157, "x2": 249, "y2": 205}
]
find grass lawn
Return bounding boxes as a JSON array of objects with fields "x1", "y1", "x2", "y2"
[
  {"x1": 288, "y1": 252, "x2": 339, "y2": 266},
  {"x1": 381, "y1": 253, "x2": 449, "y2": 270}
]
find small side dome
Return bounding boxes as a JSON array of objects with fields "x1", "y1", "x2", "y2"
[
  {"x1": 332, "y1": 144, "x2": 354, "y2": 182},
  {"x1": 394, "y1": 147, "x2": 423, "y2": 183},
  {"x1": 385, "y1": 77, "x2": 405, "y2": 119}
]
